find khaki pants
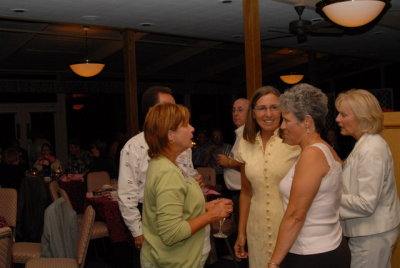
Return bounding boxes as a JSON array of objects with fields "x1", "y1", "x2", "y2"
[{"x1": 349, "y1": 225, "x2": 400, "y2": 268}]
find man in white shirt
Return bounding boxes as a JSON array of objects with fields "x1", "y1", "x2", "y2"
[
  {"x1": 217, "y1": 98, "x2": 249, "y2": 223},
  {"x1": 118, "y1": 86, "x2": 197, "y2": 256}
]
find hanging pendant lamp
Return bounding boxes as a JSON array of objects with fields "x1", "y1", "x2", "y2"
[
  {"x1": 280, "y1": 74, "x2": 304, "y2": 84},
  {"x1": 70, "y1": 27, "x2": 105, "y2": 77},
  {"x1": 317, "y1": 0, "x2": 387, "y2": 28}
]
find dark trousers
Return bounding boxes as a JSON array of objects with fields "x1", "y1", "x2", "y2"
[{"x1": 281, "y1": 237, "x2": 351, "y2": 268}]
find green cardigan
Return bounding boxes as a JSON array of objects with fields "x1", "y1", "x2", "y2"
[{"x1": 141, "y1": 156, "x2": 206, "y2": 267}]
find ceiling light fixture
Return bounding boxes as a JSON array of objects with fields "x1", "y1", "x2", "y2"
[
  {"x1": 280, "y1": 74, "x2": 304, "y2": 84},
  {"x1": 140, "y1": 22, "x2": 153, "y2": 27},
  {"x1": 317, "y1": 0, "x2": 387, "y2": 27},
  {"x1": 69, "y1": 26, "x2": 105, "y2": 77}
]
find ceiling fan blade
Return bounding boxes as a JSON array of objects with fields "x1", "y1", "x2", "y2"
[
  {"x1": 308, "y1": 27, "x2": 344, "y2": 35},
  {"x1": 307, "y1": 20, "x2": 344, "y2": 35},
  {"x1": 261, "y1": 34, "x2": 294, "y2": 41},
  {"x1": 310, "y1": 20, "x2": 335, "y2": 28},
  {"x1": 267, "y1": 29, "x2": 290, "y2": 34}
]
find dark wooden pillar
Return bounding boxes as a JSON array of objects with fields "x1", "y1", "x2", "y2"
[
  {"x1": 123, "y1": 29, "x2": 139, "y2": 136},
  {"x1": 243, "y1": 0, "x2": 263, "y2": 98}
]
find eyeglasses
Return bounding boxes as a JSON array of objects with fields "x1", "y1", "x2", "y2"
[{"x1": 253, "y1": 105, "x2": 280, "y2": 113}]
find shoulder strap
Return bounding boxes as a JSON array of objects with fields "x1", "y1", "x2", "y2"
[{"x1": 310, "y1": 143, "x2": 335, "y2": 168}]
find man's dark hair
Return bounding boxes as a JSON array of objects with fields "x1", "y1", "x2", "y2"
[{"x1": 141, "y1": 86, "x2": 173, "y2": 115}]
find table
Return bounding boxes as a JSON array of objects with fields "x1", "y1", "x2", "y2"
[{"x1": 86, "y1": 196, "x2": 133, "y2": 244}]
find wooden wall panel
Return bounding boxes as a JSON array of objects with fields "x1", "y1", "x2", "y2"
[{"x1": 381, "y1": 112, "x2": 400, "y2": 268}]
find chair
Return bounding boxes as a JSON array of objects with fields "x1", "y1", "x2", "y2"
[
  {"x1": 50, "y1": 180, "x2": 109, "y2": 240},
  {"x1": 49, "y1": 180, "x2": 61, "y2": 201},
  {"x1": 25, "y1": 205, "x2": 96, "y2": 268},
  {"x1": 196, "y1": 167, "x2": 216, "y2": 186},
  {"x1": 0, "y1": 188, "x2": 17, "y2": 234},
  {"x1": 49, "y1": 180, "x2": 73, "y2": 206},
  {"x1": 86, "y1": 171, "x2": 111, "y2": 192},
  {"x1": 0, "y1": 227, "x2": 12, "y2": 268},
  {"x1": 3, "y1": 183, "x2": 39, "y2": 265}
]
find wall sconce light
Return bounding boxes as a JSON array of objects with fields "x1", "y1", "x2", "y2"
[
  {"x1": 280, "y1": 74, "x2": 304, "y2": 84},
  {"x1": 317, "y1": 0, "x2": 387, "y2": 28},
  {"x1": 70, "y1": 26, "x2": 105, "y2": 77}
]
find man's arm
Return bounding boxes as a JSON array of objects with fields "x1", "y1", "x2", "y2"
[{"x1": 118, "y1": 142, "x2": 144, "y2": 247}]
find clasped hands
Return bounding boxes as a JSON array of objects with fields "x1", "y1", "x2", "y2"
[{"x1": 206, "y1": 198, "x2": 233, "y2": 220}]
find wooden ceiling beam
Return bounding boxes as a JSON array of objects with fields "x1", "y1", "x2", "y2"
[
  {"x1": 189, "y1": 55, "x2": 244, "y2": 81},
  {"x1": 142, "y1": 40, "x2": 222, "y2": 74}
]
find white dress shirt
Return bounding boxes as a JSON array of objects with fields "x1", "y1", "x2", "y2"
[{"x1": 223, "y1": 125, "x2": 243, "y2": 191}]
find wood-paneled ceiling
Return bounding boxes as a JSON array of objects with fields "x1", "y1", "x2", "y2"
[{"x1": 0, "y1": 0, "x2": 399, "y2": 87}]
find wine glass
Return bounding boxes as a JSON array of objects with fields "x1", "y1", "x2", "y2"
[
  {"x1": 213, "y1": 217, "x2": 227, "y2": 238},
  {"x1": 212, "y1": 198, "x2": 229, "y2": 238}
]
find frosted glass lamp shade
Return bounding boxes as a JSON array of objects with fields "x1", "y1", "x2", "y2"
[
  {"x1": 321, "y1": 0, "x2": 386, "y2": 27},
  {"x1": 70, "y1": 61, "x2": 105, "y2": 77},
  {"x1": 280, "y1": 74, "x2": 304, "y2": 84}
]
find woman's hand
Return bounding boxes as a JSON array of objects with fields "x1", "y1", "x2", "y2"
[
  {"x1": 207, "y1": 198, "x2": 233, "y2": 221},
  {"x1": 234, "y1": 233, "x2": 248, "y2": 259},
  {"x1": 205, "y1": 199, "x2": 219, "y2": 211}
]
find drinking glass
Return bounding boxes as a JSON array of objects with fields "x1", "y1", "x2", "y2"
[
  {"x1": 213, "y1": 217, "x2": 227, "y2": 238},
  {"x1": 212, "y1": 198, "x2": 229, "y2": 238}
]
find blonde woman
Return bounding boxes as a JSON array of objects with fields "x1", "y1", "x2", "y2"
[{"x1": 336, "y1": 89, "x2": 400, "y2": 268}]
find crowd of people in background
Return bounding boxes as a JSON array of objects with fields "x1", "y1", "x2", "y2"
[
  {"x1": 0, "y1": 133, "x2": 124, "y2": 190},
  {"x1": 1, "y1": 83, "x2": 399, "y2": 268}
]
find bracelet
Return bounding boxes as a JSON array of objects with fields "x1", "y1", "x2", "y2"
[{"x1": 268, "y1": 261, "x2": 280, "y2": 267}]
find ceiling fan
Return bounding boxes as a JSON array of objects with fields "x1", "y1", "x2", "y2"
[{"x1": 264, "y1": 5, "x2": 344, "y2": 44}]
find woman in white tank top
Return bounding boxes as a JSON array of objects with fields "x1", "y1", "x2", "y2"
[{"x1": 268, "y1": 83, "x2": 350, "y2": 268}]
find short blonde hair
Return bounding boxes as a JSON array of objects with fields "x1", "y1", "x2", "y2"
[
  {"x1": 335, "y1": 89, "x2": 383, "y2": 134},
  {"x1": 144, "y1": 103, "x2": 190, "y2": 158}
]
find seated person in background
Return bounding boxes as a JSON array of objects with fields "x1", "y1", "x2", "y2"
[
  {"x1": 0, "y1": 147, "x2": 25, "y2": 190},
  {"x1": 33, "y1": 143, "x2": 62, "y2": 173},
  {"x1": 8, "y1": 139, "x2": 29, "y2": 172},
  {"x1": 203, "y1": 128, "x2": 232, "y2": 192},
  {"x1": 192, "y1": 129, "x2": 209, "y2": 168},
  {"x1": 88, "y1": 139, "x2": 117, "y2": 179},
  {"x1": 67, "y1": 139, "x2": 93, "y2": 173}
]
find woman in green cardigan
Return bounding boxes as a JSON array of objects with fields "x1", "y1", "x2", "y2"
[{"x1": 141, "y1": 102, "x2": 233, "y2": 268}]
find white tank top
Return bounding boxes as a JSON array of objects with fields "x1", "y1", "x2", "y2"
[{"x1": 280, "y1": 143, "x2": 343, "y2": 254}]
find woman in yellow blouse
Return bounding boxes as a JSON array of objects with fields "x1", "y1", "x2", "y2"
[{"x1": 233, "y1": 86, "x2": 300, "y2": 267}]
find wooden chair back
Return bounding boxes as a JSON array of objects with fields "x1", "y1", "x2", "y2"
[
  {"x1": 0, "y1": 188, "x2": 17, "y2": 229},
  {"x1": 86, "y1": 171, "x2": 111, "y2": 192},
  {"x1": 0, "y1": 227, "x2": 12, "y2": 268},
  {"x1": 76, "y1": 205, "x2": 95, "y2": 268},
  {"x1": 196, "y1": 167, "x2": 216, "y2": 186}
]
